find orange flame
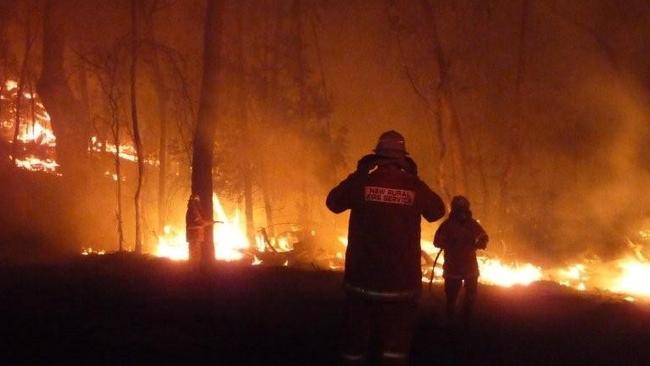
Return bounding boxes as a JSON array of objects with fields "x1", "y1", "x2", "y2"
[{"x1": 154, "y1": 195, "x2": 251, "y2": 262}]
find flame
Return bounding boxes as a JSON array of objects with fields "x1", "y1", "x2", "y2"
[
  {"x1": 17, "y1": 121, "x2": 56, "y2": 147},
  {"x1": 155, "y1": 225, "x2": 188, "y2": 260},
  {"x1": 5, "y1": 80, "x2": 18, "y2": 91},
  {"x1": 81, "y1": 248, "x2": 106, "y2": 255},
  {"x1": 420, "y1": 239, "x2": 543, "y2": 287},
  {"x1": 556, "y1": 264, "x2": 588, "y2": 291},
  {"x1": 14, "y1": 156, "x2": 59, "y2": 173},
  {"x1": 212, "y1": 194, "x2": 249, "y2": 261},
  {"x1": 1, "y1": 80, "x2": 59, "y2": 173},
  {"x1": 639, "y1": 230, "x2": 650, "y2": 240},
  {"x1": 477, "y1": 257, "x2": 543, "y2": 287},
  {"x1": 611, "y1": 258, "x2": 650, "y2": 297},
  {"x1": 154, "y1": 195, "x2": 251, "y2": 262},
  {"x1": 90, "y1": 136, "x2": 160, "y2": 166}
]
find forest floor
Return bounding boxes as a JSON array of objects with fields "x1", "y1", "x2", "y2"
[{"x1": 1, "y1": 253, "x2": 649, "y2": 366}]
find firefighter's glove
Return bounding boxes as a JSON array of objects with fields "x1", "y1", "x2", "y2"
[{"x1": 356, "y1": 154, "x2": 380, "y2": 174}]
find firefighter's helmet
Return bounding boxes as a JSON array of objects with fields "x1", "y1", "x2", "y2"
[
  {"x1": 373, "y1": 130, "x2": 408, "y2": 158},
  {"x1": 451, "y1": 196, "x2": 470, "y2": 210}
]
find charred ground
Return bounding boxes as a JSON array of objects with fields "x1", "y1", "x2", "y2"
[{"x1": 1, "y1": 254, "x2": 648, "y2": 366}]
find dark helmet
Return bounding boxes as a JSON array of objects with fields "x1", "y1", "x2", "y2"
[
  {"x1": 373, "y1": 130, "x2": 408, "y2": 158},
  {"x1": 451, "y1": 195, "x2": 470, "y2": 210}
]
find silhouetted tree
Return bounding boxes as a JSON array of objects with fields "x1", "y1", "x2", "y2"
[
  {"x1": 130, "y1": 0, "x2": 144, "y2": 254},
  {"x1": 189, "y1": 0, "x2": 225, "y2": 265},
  {"x1": 38, "y1": 0, "x2": 89, "y2": 177}
]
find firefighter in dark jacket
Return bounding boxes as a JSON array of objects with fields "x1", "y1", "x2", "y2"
[
  {"x1": 327, "y1": 130, "x2": 445, "y2": 365},
  {"x1": 433, "y1": 196, "x2": 488, "y2": 327}
]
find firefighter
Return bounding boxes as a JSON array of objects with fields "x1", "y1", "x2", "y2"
[
  {"x1": 433, "y1": 196, "x2": 489, "y2": 329},
  {"x1": 186, "y1": 194, "x2": 205, "y2": 261},
  {"x1": 327, "y1": 130, "x2": 445, "y2": 365}
]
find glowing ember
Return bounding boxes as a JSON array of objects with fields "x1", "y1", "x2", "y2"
[
  {"x1": 14, "y1": 156, "x2": 59, "y2": 173},
  {"x1": 81, "y1": 248, "x2": 106, "y2": 255}
]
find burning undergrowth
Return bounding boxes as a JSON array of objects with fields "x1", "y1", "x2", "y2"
[
  {"x1": 0, "y1": 80, "x2": 58, "y2": 173},
  {"x1": 2, "y1": 75, "x2": 649, "y2": 302},
  {"x1": 141, "y1": 195, "x2": 650, "y2": 301}
]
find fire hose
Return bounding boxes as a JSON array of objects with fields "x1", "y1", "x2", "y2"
[{"x1": 428, "y1": 248, "x2": 443, "y2": 292}]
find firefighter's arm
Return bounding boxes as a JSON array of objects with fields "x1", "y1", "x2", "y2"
[
  {"x1": 356, "y1": 154, "x2": 380, "y2": 173},
  {"x1": 473, "y1": 221, "x2": 489, "y2": 249},
  {"x1": 326, "y1": 174, "x2": 360, "y2": 213},
  {"x1": 421, "y1": 184, "x2": 446, "y2": 222},
  {"x1": 433, "y1": 222, "x2": 449, "y2": 249}
]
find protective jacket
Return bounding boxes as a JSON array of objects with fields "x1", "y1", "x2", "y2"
[
  {"x1": 433, "y1": 208, "x2": 488, "y2": 279},
  {"x1": 327, "y1": 157, "x2": 445, "y2": 299}
]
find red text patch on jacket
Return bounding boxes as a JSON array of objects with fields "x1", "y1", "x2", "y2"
[{"x1": 364, "y1": 186, "x2": 415, "y2": 206}]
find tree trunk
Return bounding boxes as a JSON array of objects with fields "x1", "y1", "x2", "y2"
[
  {"x1": 11, "y1": 27, "x2": 34, "y2": 163},
  {"x1": 130, "y1": 0, "x2": 145, "y2": 254},
  {"x1": 78, "y1": 64, "x2": 92, "y2": 152},
  {"x1": 498, "y1": 0, "x2": 530, "y2": 219},
  {"x1": 235, "y1": 0, "x2": 255, "y2": 245},
  {"x1": 189, "y1": 0, "x2": 225, "y2": 265},
  {"x1": 385, "y1": 0, "x2": 449, "y2": 197},
  {"x1": 291, "y1": 0, "x2": 313, "y2": 228},
  {"x1": 260, "y1": 166, "x2": 274, "y2": 238},
  {"x1": 141, "y1": 3, "x2": 171, "y2": 234},
  {"x1": 111, "y1": 98, "x2": 125, "y2": 252},
  {"x1": 308, "y1": 8, "x2": 338, "y2": 184},
  {"x1": 38, "y1": 0, "x2": 89, "y2": 178},
  {"x1": 419, "y1": 0, "x2": 468, "y2": 195},
  {"x1": 153, "y1": 58, "x2": 169, "y2": 234}
]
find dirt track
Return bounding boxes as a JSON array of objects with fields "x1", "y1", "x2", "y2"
[{"x1": 1, "y1": 255, "x2": 648, "y2": 365}]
